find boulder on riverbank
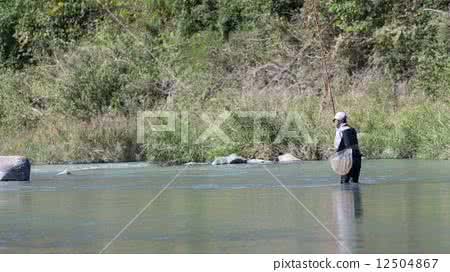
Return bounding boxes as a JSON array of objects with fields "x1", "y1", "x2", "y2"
[
  {"x1": 0, "y1": 156, "x2": 31, "y2": 181},
  {"x1": 277, "y1": 153, "x2": 302, "y2": 163},
  {"x1": 212, "y1": 154, "x2": 247, "y2": 165}
]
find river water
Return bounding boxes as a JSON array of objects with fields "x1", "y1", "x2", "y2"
[{"x1": 0, "y1": 160, "x2": 449, "y2": 253}]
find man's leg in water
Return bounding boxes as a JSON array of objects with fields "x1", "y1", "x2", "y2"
[
  {"x1": 341, "y1": 174, "x2": 351, "y2": 184},
  {"x1": 351, "y1": 158, "x2": 361, "y2": 183}
]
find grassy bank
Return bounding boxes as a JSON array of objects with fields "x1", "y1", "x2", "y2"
[{"x1": 1, "y1": 95, "x2": 449, "y2": 164}]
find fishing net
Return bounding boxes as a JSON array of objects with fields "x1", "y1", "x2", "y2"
[{"x1": 329, "y1": 149, "x2": 353, "y2": 176}]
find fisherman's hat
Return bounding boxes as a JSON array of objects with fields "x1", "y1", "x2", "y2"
[{"x1": 333, "y1": 112, "x2": 347, "y2": 122}]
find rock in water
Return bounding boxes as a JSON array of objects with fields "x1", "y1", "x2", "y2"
[
  {"x1": 278, "y1": 153, "x2": 302, "y2": 163},
  {"x1": 247, "y1": 159, "x2": 272, "y2": 164},
  {"x1": 0, "y1": 156, "x2": 31, "y2": 181},
  {"x1": 211, "y1": 156, "x2": 227, "y2": 165},
  {"x1": 56, "y1": 169, "x2": 72, "y2": 176},
  {"x1": 212, "y1": 154, "x2": 247, "y2": 165},
  {"x1": 226, "y1": 154, "x2": 247, "y2": 164}
]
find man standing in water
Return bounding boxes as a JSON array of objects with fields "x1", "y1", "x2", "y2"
[{"x1": 334, "y1": 112, "x2": 362, "y2": 183}]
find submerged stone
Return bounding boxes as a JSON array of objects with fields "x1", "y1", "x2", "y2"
[
  {"x1": 247, "y1": 159, "x2": 272, "y2": 164},
  {"x1": 212, "y1": 154, "x2": 247, "y2": 165},
  {"x1": 277, "y1": 153, "x2": 302, "y2": 163},
  {"x1": 56, "y1": 169, "x2": 72, "y2": 176}
]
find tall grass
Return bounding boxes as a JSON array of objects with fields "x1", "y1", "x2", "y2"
[
  {"x1": 142, "y1": 95, "x2": 450, "y2": 163},
  {"x1": 0, "y1": 95, "x2": 448, "y2": 164},
  {"x1": 0, "y1": 114, "x2": 139, "y2": 164}
]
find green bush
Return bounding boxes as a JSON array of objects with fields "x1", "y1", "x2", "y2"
[
  {"x1": 271, "y1": 0, "x2": 303, "y2": 19},
  {"x1": 0, "y1": 0, "x2": 135, "y2": 69},
  {"x1": 0, "y1": 69, "x2": 40, "y2": 128},
  {"x1": 53, "y1": 47, "x2": 129, "y2": 119},
  {"x1": 46, "y1": 28, "x2": 166, "y2": 120}
]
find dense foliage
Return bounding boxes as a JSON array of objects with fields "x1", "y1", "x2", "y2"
[{"x1": 0, "y1": 0, "x2": 449, "y2": 163}]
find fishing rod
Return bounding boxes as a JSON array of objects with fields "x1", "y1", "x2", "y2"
[{"x1": 305, "y1": 0, "x2": 337, "y2": 116}]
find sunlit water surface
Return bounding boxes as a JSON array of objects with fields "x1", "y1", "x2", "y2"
[{"x1": 0, "y1": 160, "x2": 449, "y2": 253}]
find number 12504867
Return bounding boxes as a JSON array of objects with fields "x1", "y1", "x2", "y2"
[{"x1": 376, "y1": 258, "x2": 439, "y2": 269}]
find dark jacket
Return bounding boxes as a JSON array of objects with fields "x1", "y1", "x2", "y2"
[{"x1": 336, "y1": 127, "x2": 362, "y2": 158}]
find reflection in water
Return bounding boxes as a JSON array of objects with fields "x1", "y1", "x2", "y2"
[{"x1": 333, "y1": 184, "x2": 363, "y2": 253}]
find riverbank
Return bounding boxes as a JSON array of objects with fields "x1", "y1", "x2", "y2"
[{"x1": 1, "y1": 95, "x2": 449, "y2": 165}]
